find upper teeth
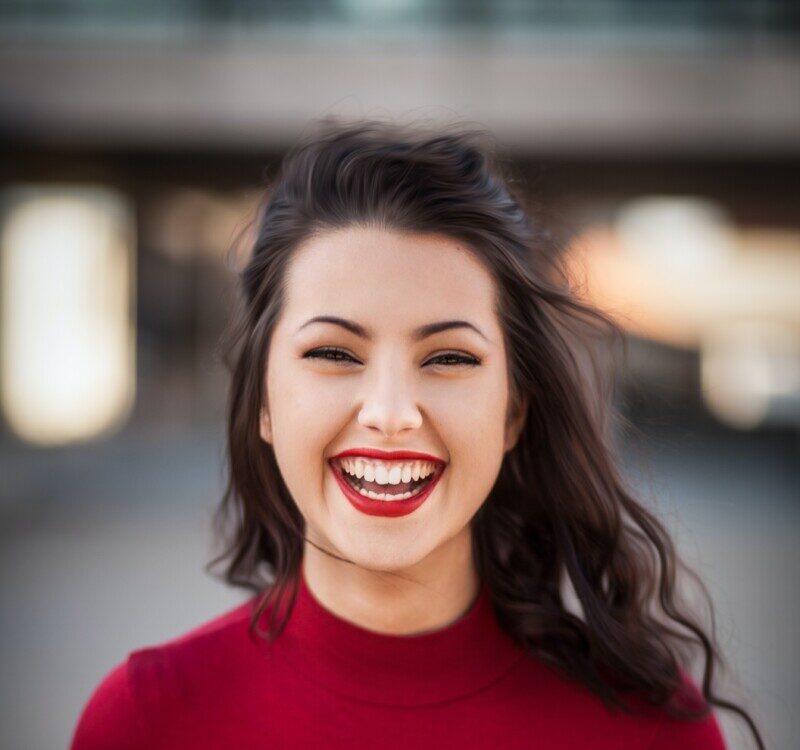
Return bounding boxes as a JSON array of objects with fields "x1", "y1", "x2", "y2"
[{"x1": 337, "y1": 458, "x2": 437, "y2": 485}]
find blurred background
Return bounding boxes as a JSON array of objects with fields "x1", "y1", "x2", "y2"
[{"x1": 1, "y1": 2, "x2": 798, "y2": 748}]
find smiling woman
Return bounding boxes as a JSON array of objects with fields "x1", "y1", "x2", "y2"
[
  {"x1": 256, "y1": 226, "x2": 523, "y2": 604},
  {"x1": 69, "y1": 118, "x2": 764, "y2": 750}
]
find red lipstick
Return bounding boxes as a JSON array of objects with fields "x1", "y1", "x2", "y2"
[
  {"x1": 331, "y1": 447, "x2": 445, "y2": 463},
  {"x1": 328, "y1": 448, "x2": 446, "y2": 518}
]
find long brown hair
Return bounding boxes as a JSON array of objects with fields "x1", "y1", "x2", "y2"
[{"x1": 207, "y1": 117, "x2": 763, "y2": 748}]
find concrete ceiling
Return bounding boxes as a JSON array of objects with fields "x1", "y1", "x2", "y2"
[{"x1": 2, "y1": 29, "x2": 799, "y2": 155}]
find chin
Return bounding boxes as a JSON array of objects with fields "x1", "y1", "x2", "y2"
[{"x1": 339, "y1": 537, "x2": 431, "y2": 574}]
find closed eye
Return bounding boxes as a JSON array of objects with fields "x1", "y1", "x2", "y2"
[{"x1": 302, "y1": 347, "x2": 481, "y2": 368}]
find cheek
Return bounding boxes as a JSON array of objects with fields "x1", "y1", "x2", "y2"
[
  {"x1": 268, "y1": 352, "x2": 347, "y2": 440},
  {"x1": 448, "y1": 367, "x2": 508, "y2": 443},
  {"x1": 265, "y1": 360, "x2": 347, "y2": 506},
  {"x1": 440, "y1": 381, "x2": 508, "y2": 512}
]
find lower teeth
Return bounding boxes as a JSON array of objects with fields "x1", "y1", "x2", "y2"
[{"x1": 344, "y1": 473, "x2": 432, "y2": 501}]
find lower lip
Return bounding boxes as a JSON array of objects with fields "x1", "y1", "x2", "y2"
[{"x1": 329, "y1": 461, "x2": 444, "y2": 518}]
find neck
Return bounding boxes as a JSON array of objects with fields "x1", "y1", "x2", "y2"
[{"x1": 301, "y1": 528, "x2": 481, "y2": 635}]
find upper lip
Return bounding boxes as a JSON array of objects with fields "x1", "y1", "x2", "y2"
[{"x1": 330, "y1": 447, "x2": 446, "y2": 464}]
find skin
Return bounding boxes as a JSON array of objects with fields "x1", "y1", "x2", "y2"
[{"x1": 259, "y1": 226, "x2": 526, "y2": 635}]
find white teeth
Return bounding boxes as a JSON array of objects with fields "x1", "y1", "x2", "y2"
[
  {"x1": 356, "y1": 484, "x2": 425, "y2": 501},
  {"x1": 338, "y1": 458, "x2": 438, "y2": 486}
]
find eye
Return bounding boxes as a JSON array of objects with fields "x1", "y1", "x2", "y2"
[
  {"x1": 425, "y1": 352, "x2": 481, "y2": 368},
  {"x1": 302, "y1": 347, "x2": 359, "y2": 364},
  {"x1": 302, "y1": 347, "x2": 480, "y2": 368}
]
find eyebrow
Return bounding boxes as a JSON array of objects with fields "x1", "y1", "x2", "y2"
[{"x1": 295, "y1": 315, "x2": 490, "y2": 343}]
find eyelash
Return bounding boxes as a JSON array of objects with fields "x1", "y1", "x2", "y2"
[{"x1": 302, "y1": 347, "x2": 481, "y2": 368}]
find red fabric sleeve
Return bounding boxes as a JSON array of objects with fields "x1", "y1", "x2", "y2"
[
  {"x1": 648, "y1": 709, "x2": 727, "y2": 750},
  {"x1": 69, "y1": 659, "x2": 145, "y2": 750},
  {"x1": 648, "y1": 671, "x2": 728, "y2": 750}
]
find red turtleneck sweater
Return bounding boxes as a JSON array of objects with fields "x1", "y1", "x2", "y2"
[{"x1": 70, "y1": 567, "x2": 727, "y2": 749}]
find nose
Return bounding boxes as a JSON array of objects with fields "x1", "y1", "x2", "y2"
[{"x1": 357, "y1": 359, "x2": 423, "y2": 437}]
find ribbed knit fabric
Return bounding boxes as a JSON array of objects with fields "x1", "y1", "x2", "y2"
[{"x1": 70, "y1": 563, "x2": 727, "y2": 749}]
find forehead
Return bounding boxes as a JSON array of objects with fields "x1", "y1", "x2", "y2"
[{"x1": 283, "y1": 226, "x2": 498, "y2": 329}]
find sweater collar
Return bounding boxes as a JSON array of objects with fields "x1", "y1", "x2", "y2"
[{"x1": 273, "y1": 562, "x2": 526, "y2": 707}]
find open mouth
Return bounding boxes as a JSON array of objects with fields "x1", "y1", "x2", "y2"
[{"x1": 332, "y1": 460, "x2": 443, "y2": 502}]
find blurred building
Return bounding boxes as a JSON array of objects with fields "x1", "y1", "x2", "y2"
[{"x1": 2, "y1": 1, "x2": 799, "y2": 444}]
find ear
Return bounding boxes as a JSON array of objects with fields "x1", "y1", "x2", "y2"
[
  {"x1": 503, "y1": 394, "x2": 528, "y2": 454},
  {"x1": 259, "y1": 407, "x2": 272, "y2": 444}
]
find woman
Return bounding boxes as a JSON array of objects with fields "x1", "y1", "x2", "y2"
[{"x1": 70, "y1": 118, "x2": 763, "y2": 749}]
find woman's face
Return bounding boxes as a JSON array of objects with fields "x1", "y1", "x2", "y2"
[{"x1": 260, "y1": 226, "x2": 525, "y2": 575}]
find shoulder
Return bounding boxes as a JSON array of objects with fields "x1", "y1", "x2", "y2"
[
  {"x1": 505, "y1": 656, "x2": 728, "y2": 749},
  {"x1": 69, "y1": 658, "x2": 141, "y2": 750},
  {"x1": 69, "y1": 597, "x2": 257, "y2": 750},
  {"x1": 633, "y1": 669, "x2": 729, "y2": 749},
  {"x1": 645, "y1": 671, "x2": 728, "y2": 750},
  {"x1": 647, "y1": 710, "x2": 726, "y2": 750}
]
